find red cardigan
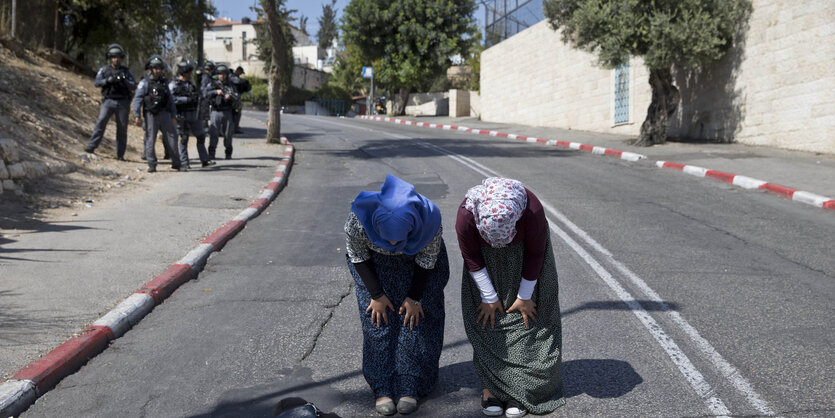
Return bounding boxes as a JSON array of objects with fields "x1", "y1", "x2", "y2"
[{"x1": 455, "y1": 188, "x2": 547, "y2": 281}]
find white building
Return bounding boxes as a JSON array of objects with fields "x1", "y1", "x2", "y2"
[{"x1": 203, "y1": 17, "x2": 333, "y2": 89}]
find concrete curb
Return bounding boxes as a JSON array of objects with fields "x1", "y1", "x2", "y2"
[
  {"x1": 360, "y1": 115, "x2": 834, "y2": 211},
  {"x1": 0, "y1": 140, "x2": 294, "y2": 417}
]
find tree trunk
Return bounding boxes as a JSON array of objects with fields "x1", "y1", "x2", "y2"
[
  {"x1": 636, "y1": 67, "x2": 680, "y2": 147},
  {"x1": 392, "y1": 87, "x2": 409, "y2": 116},
  {"x1": 263, "y1": 0, "x2": 287, "y2": 144}
]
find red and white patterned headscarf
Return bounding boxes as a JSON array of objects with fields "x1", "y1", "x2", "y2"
[{"x1": 464, "y1": 177, "x2": 528, "y2": 247}]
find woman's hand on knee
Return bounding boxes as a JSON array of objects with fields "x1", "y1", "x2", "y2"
[
  {"x1": 399, "y1": 298, "x2": 425, "y2": 330},
  {"x1": 476, "y1": 301, "x2": 504, "y2": 329},
  {"x1": 366, "y1": 295, "x2": 395, "y2": 327},
  {"x1": 507, "y1": 298, "x2": 537, "y2": 329}
]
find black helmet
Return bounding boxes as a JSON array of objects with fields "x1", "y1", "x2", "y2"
[
  {"x1": 235, "y1": 66, "x2": 245, "y2": 74},
  {"x1": 214, "y1": 64, "x2": 230, "y2": 74},
  {"x1": 105, "y1": 44, "x2": 125, "y2": 58},
  {"x1": 203, "y1": 60, "x2": 216, "y2": 72},
  {"x1": 146, "y1": 55, "x2": 165, "y2": 70},
  {"x1": 176, "y1": 60, "x2": 194, "y2": 75}
]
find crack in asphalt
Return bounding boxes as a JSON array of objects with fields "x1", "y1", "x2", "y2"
[{"x1": 300, "y1": 281, "x2": 354, "y2": 362}]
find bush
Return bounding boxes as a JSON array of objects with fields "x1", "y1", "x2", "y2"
[
  {"x1": 314, "y1": 84, "x2": 353, "y2": 104},
  {"x1": 241, "y1": 77, "x2": 315, "y2": 106}
]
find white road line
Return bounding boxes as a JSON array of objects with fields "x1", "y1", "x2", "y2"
[{"x1": 298, "y1": 115, "x2": 776, "y2": 415}]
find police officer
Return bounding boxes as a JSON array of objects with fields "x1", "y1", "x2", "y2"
[
  {"x1": 170, "y1": 61, "x2": 215, "y2": 169},
  {"x1": 198, "y1": 60, "x2": 216, "y2": 146},
  {"x1": 204, "y1": 64, "x2": 240, "y2": 160},
  {"x1": 133, "y1": 55, "x2": 182, "y2": 172},
  {"x1": 85, "y1": 44, "x2": 136, "y2": 160},
  {"x1": 231, "y1": 66, "x2": 251, "y2": 134}
]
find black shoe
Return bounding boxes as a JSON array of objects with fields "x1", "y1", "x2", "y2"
[
  {"x1": 234, "y1": 129, "x2": 243, "y2": 134},
  {"x1": 208, "y1": 149, "x2": 216, "y2": 159},
  {"x1": 201, "y1": 160, "x2": 216, "y2": 167},
  {"x1": 141, "y1": 154, "x2": 147, "y2": 160},
  {"x1": 481, "y1": 397, "x2": 504, "y2": 417},
  {"x1": 504, "y1": 399, "x2": 527, "y2": 418},
  {"x1": 116, "y1": 156, "x2": 125, "y2": 161},
  {"x1": 147, "y1": 165, "x2": 157, "y2": 173},
  {"x1": 225, "y1": 153, "x2": 232, "y2": 160},
  {"x1": 84, "y1": 146, "x2": 95, "y2": 153},
  {"x1": 162, "y1": 154, "x2": 170, "y2": 160}
]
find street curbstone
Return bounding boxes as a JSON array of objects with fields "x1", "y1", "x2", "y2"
[
  {"x1": 176, "y1": 243, "x2": 215, "y2": 270},
  {"x1": 12, "y1": 326, "x2": 111, "y2": 392},
  {"x1": 0, "y1": 379, "x2": 37, "y2": 418},
  {"x1": 92, "y1": 293, "x2": 156, "y2": 339},
  {"x1": 137, "y1": 264, "x2": 195, "y2": 304},
  {"x1": 201, "y1": 220, "x2": 246, "y2": 251}
]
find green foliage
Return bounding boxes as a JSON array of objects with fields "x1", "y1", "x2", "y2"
[
  {"x1": 61, "y1": 0, "x2": 215, "y2": 68},
  {"x1": 465, "y1": 32, "x2": 483, "y2": 91},
  {"x1": 250, "y1": 2, "x2": 296, "y2": 92},
  {"x1": 314, "y1": 84, "x2": 353, "y2": 104},
  {"x1": 330, "y1": 43, "x2": 368, "y2": 95},
  {"x1": 243, "y1": 76, "x2": 269, "y2": 106},
  {"x1": 543, "y1": 0, "x2": 752, "y2": 70},
  {"x1": 341, "y1": 0, "x2": 478, "y2": 92},
  {"x1": 282, "y1": 85, "x2": 315, "y2": 105},
  {"x1": 317, "y1": 0, "x2": 339, "y2": 50}
]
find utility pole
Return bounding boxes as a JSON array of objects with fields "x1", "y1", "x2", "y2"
[{"x1": 197, "y1": 0, "x2": 204, "y2": 68}]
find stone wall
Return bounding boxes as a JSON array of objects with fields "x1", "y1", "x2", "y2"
[
  {"x1": 480, "y1": 1, "x2": 835, "y2": 154},
  {"x1": 482, "y1": 20, "x2": 651, "y2": 135},
  {"x1": 449, "y1": 89, "x2": 470, "y2": 117},
  {"x1": 404, "y1": 92, "x2": 449, "y2": 116},
  {"x1": 0, "y1": 138, "x2": 73, "y2": 196}
]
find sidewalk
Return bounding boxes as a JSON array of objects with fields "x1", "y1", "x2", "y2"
[
  {"x1": 362, "y1": 115, "x2": 835, "y2": 209},
  {"x1": 0, "y1": 114, "x2": 285, "y2": 382}
]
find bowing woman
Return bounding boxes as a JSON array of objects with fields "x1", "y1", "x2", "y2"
[
  {"x1": 455, "y1": 177, "x2": 564, "y2": 418},
  {"x1": 345, "y1": 174, "x2": 450, "y2": 416}
]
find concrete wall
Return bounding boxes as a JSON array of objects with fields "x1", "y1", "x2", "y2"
[
  {"x1": 405, "y1": 92, "x2": 449, "y2": 116},
  {"x1": 480, "y1": 1, "x2": 835, "y2": 154},
  {"x1": 292, "y1": 65, "x2": 329, "y2": 91},
  {"x1": 449, "y1": 89, "x2": 470, "y2": 117}
]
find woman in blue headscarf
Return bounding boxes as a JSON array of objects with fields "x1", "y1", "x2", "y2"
[{"x1": 345, "y1": 174, "x2": 449, "y2": 416}]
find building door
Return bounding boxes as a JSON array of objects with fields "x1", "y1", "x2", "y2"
[{"x1": 614, "y1": 61, "x2": 629, "y2": 124}]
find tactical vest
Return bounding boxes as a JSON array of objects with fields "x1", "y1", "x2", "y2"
[
  {"x1": 209, "y1": 80, "x2": 237, "y2": 111},
  {"x1": 143, "y1": 77, "x2": 170, "y2": 114},
  {"x1": 101, "y1": 66, "x2": 131, "y2": 100},
  {"x1": 172, "y1": 80, "x2": 199, "y2": 113}
]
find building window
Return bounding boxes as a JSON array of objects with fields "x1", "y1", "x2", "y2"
[
  {"x1": 242, "y1": 31, "x2": 247, "y2": 60},
  {"x1": 614, "y1": 61, "x2": 629, "y2": 125}
]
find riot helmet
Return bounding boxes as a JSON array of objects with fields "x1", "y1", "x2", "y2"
[
  {"x1": 214, "y1": 64, "x2": 230, "y2": 75},
  {"x1": 105, "y1": 44, "x2": 125, "y2": 58},
  {"x1": 146, "y1": 55, "x2": 165, "y2": 70},
  {"x1": 176, "y1": 60, "x2": 194, "y2": 75},
  {"x1": 203, "y1": 60, "x2": 216, "y2": 72}
]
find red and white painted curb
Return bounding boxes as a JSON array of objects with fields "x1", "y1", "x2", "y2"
[
  {"x1": 359, "y1": 115, "x2": 834, "y2": 211},
  {"x1": 655, "y1": 161, "x2": 835, "y2": 210},
  {"x1": 0, "y1": 140, "x2": 294, "y2": 417},
  {"x1": 360, "y1": 115, "x2": 647, "y2": 162}
]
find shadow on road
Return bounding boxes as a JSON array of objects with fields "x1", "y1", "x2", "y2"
[
  {"x1": 563, "y1": 359, "x2": 643, "y2": 398},
  {"x1": 561, "y1": 300, "x2": 681, "y2": 318}
]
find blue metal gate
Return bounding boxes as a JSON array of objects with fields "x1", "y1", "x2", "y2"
[
  {"x1": 312, "y1": 98, "x2": 346, "y2": 116},
  {"x1": 614, "y1": 61, "x2": 629, "y2": 124}
]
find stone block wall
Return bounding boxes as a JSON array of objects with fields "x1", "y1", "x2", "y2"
[
  {"x1": 449, "y1": 89, "x2": 471, "y2": 117},
  {"x1": 669, "y1": 0, "x2": 835, "y2": 153},
  {"x1": 481, "y1": 1, "x2": 835, "y2": 154},
  {"x1": 405, "y1": 92, "x2": 449, "y2": 116},
  {"x1": 0, "y1": 138, "x2": 73, "y2": 196},
  {"x1": 481, "y1": 20, "x2": 650, "y2": 136}
]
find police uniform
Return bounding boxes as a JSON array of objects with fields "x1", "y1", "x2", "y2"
[
  {"x1": 86, "y1": 44, "x2": 136, "y2": 159},
  {"x1": 204, "y1": 65, "x2": 240, "y2": 160},
  {"x1": 133, "y1": 56, "x2": 181, "y2": 171},
  {"x1": 169, "y1": 62, "x2": 211, "y2": 168},
  {"x1": 197, "y1": 61, "x2": 215, "y2": 143}
]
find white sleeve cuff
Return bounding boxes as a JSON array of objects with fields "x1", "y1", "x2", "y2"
[
  {"x1": 517, "y1": 278, "x2": 537, "y2": 300},
  {"x1": 470, "y1": 268, "x2": 499, "y2": 304}
]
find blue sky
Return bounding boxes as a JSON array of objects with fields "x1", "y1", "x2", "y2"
[{"x1": 209, "y1": 0, "x2": 484, "y2": 43}]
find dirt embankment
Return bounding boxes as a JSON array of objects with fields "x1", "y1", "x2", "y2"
[{"x1": 0, "y1": 37, "x2": 168, "y2": 225}]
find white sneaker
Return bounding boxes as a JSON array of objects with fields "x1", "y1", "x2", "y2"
[
  {"x1": 481, "y1": 397, "x2": 504, "y2": 417},
  {"x1": 505, "y1": 399, "x2": 527, "y2": 417}
]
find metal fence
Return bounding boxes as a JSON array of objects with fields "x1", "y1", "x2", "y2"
[
  {"x1": 312, "y1": 98, "x2": 346, "y2": 116},
  {"x1": 483, "y1": 0, "x2": 546, "y2": 48}
]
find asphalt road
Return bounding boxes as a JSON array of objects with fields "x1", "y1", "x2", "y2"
[{"x1": 22, "y1": 112, "x2": 835, "y2": 417}]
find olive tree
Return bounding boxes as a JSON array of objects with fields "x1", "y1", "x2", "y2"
[{"x1": 543, "y1": 0, "x2": 751, "y2": 146}]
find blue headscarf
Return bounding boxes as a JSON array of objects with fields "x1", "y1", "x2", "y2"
[{"x1": 351, "y1": 174, "x2": 442, "y2": 255}]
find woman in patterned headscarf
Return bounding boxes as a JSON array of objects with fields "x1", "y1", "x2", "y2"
[
  {"x1": 345, "y1": 174, "x2": 449, "y2": 416},
  {"x1": 455, "y1": 177, "x2": 564, "y2": 418}
]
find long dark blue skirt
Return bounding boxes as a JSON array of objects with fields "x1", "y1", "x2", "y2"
[{"x1": 347, "y1": 241, "x2": 449, "y2": 400}]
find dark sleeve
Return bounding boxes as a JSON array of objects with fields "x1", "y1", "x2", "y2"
[
  {"x1": 407, "y1": 264, "x2": 431, "y2": 301},
  {"x1": 455, "y1": 202, "x2": 486, "y2": 272},
  {"x1": 353, "y1": 260, "x2": 384, "y2": 299},
  {"x1": 521, "y1": 189, "x2": 547, "y2": 281}
]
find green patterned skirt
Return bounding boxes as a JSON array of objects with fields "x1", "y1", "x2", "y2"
[{"x1": 461, "y1": 234, "x2": 565, "y2": 414}]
